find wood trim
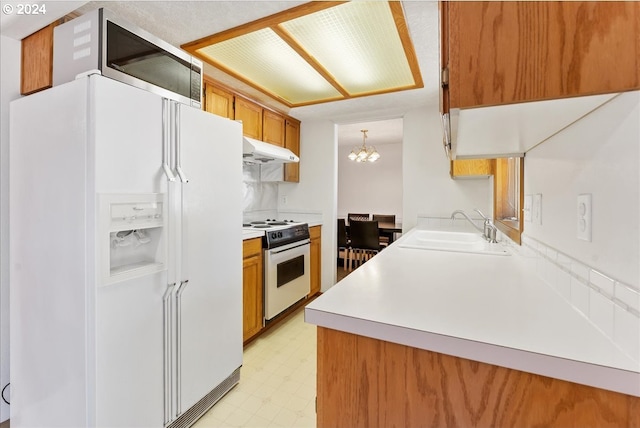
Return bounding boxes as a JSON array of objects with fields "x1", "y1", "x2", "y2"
[
  {"x1": 389, "y1": 1, "x2": 423, "y2": 89},
  {"x1": 317, "y1": 327, "x2": 640, "y2": 428},
  {"x1": 493, "y1": 157, "x2": 524, "y2": 244}
]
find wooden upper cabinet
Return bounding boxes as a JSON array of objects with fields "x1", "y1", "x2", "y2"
[
  {"x1": 284, "y1": 118, "x2": 300, "y2": 183},
  {"x1": 234, "y1": 96, "x2": 263, "y2": 140},
  {"x1": 443, "y1": 1, "x2": 640, "y2": 109},
  {"x1": 262, "y1": 110, "x2": 285, "y2": 147},
  {"x1": 450, "y1": 159, "x2": 493, "y2": 179},
  {"x1": 21, "y1": 23, "x2": 56, "y2": 95},
  {"x1": 204, "y1": 83, "x2": 234, "y2": 119}
]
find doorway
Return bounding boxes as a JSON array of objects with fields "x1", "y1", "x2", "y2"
[{"x1": 336, "y1": 118, "x2": 404, "y2": 275}]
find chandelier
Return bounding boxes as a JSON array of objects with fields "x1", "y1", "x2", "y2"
[{"x1": 348, "y1": 129, "x2": 380, "y2": 162}]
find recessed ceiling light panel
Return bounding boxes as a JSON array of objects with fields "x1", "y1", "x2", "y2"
[
  {"x1": 184, "y1": 1, "x2": 422, "y2": 107},
  {"x1": 281, "y1": 2, "x2": 415, "y2": 95},
  {"x1": 197, "y1": 28, "x2": 342, "y2": 104}
]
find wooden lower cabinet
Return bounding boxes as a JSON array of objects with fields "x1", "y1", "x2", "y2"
[
  {"x1": 309, "y1": 225, "x2": 321, "y2": 297},
  {"x1": 242, "y1": 238, "x2": 263, "y2": 343},
  {"x1": 317, "y1": 327, "x2": 640, "y2": 428}
]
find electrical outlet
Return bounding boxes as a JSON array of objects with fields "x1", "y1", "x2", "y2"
[
  {"x1": 281, "y1": 195, "x2": 288, "y2": 206},
  {"x1": 577, "y1": 194, "x2": 592, "y2": 241},
  {"x1": 532, "y1": 194, "x2": 542, "y2": 225},
  {"x1": 523, "y1": 195, "x2": 532, "y2": 222}
]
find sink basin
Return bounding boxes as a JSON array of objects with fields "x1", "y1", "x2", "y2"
[{"x1": 398, "y1": 230, "x2": 510, "y2": 256}]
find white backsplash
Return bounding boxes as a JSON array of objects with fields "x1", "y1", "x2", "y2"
[
  {"x1": 516, "y1": 234, "x2": 640, "y2": 362},
  {"x1": 242, "y1": 164, "x2": 323, "y2": 224},
  {"x1": 243, "y1": 164, "x2": 278, "y2": 222}
]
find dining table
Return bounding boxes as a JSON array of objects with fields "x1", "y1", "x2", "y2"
[{"x1": 346, "y1": 220, "x2": 403, "y2": 244}]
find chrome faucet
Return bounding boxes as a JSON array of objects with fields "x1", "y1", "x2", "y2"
[
  {"x1": 473, "y1": 208, "x2": 498, "y2": 243},
  {"x1": 450, "y1": 209, "x2": 498, "y2": 243}
]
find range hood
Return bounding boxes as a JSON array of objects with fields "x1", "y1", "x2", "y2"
[{"x1": 242, "y1": 137, "x2": 299, "y2": 164}]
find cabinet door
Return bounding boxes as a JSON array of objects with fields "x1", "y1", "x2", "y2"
[
  {"x1": 446, "y1": 1, "x2": 640, "y2": 108},
  {"x1": 21, "y1": 23, "x2": 56, "y2": 95},
  {"x1": 450, "y1": 159, "x2": 494, "y2": 179},
  {"x1": 308, "y1": 226, "x2": 322, "y2": 297},
  {"x1": 284, "y1": 118, "x2": 300, "y2": 183},
  {"x1": 234, "y1": 96, "x2": 263, "y2": 140},
  {"x1": 204, "y1": 83, "x2": 234, "y2": 119},
  {"x1": 263, "y1": 110, "x2": 285, "y2": 147},
  {"x1": 242, "y1": 238, "x2": 263, "y2": 343}
]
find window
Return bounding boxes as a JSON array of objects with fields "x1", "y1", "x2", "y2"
[{"x1": 494, "y1": 157, "x2": 524, "y2": 243}]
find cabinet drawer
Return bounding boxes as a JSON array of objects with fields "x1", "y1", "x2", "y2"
[{"x1": 243, "y1": 237, "x2": 262, "y2": 258}]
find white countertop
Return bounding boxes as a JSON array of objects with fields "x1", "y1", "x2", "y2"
[
  {"x1": 242, "y1": 230, "x2": 265, "y2": 240},
  {"x1": 305, "y1": 227, "x2": 640, "y2": 397}
]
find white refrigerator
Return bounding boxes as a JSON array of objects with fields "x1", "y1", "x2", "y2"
[{"x1": 10, "y1": 74, "x2": 243, "y2": 427}]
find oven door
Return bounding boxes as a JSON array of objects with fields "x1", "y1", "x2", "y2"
[{"x1": 264, "y1": 239, "x2": 311, "y2": 320}]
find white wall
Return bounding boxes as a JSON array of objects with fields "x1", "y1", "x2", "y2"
[
  {"x1": 281, "y1": 106, "x2": 495, "y2": 290},
  {"x1": 279, "y1": 120, "x2": 337, "y2": 291},
  {"x1": 337, "y1": 142, "x2": 402, "y2": 220},
  {"x1": 0, "y1": 34, "x2": 21, "y2": 422},
  {"x1": 403, "y1": 105, "x2": 493, "y2": 231},
  {"x1": 524, "y1": 92, "x2": 639, "y2": 287}
]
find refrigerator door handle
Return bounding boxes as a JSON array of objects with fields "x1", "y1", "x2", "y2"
[
  {"x1": 175, "y1": 279, "x2": 189, "y2": 416},
  {"x1": 162, "y1": 99, "x2": 177, "y2": 182},
  {"x1": 173, "y1": 102, "x2": 189, "y2": 183},
  {"x1": 163, "y1": 282, "x2": 177, "y2": 424}
]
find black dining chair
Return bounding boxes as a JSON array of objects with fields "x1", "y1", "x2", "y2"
[
  {"x1": 347, "y1": 220, "x2": 380, "y2": 270},
  {"x1": 347, "y1": 213, "x2": 370, "y2": 222},
  {"x1": 337, "y1": 218, "x2": 350, "y2": 271},
  {"x1": 373, "y1": 214, "x2": 396, "y2": 247}
]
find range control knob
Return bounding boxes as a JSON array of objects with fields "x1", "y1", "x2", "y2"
[{"x1": 270, "y1": 232, "x2": 277, "y2": 239}]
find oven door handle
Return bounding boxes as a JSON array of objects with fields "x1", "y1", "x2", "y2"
[{"x1": 268, "y1": 239, "x2": 311, "y2": 254}]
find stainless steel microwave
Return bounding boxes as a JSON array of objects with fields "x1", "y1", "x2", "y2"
[{"x1": 53, "y1": 8, "x2": 202, "y2": 108}]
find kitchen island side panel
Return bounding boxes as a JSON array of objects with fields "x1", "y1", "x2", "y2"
[{"x1": 317, "y1": 327, "x2": 640, "y2": 428}]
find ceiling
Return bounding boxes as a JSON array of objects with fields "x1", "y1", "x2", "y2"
[{"x1": 1, "y1": 1, "x2": 440, "y2": 144}]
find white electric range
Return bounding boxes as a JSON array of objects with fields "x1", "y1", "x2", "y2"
[{"x1": 243, "y1": 220, "x2": 311, "y2": 320}]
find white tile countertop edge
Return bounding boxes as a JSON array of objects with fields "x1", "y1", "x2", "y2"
[{"x1": 305, "y1": 226, "x2": 640, "y2": 397}]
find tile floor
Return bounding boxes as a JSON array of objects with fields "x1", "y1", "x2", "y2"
[{"x1": 194, "y1": 308, "x2": 317, "y2": 428}]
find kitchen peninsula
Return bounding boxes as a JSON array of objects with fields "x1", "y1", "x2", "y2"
[{"x1": 305, "y1": 226, "x2": 640, "y2": 428}]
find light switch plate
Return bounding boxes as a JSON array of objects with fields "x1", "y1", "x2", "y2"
[
  {"x1": 577, "y1": 193, "x2": 592, "y2": 241},
  {"x1": 533, "y1": 194, "x2": 542, "y2": 225}
]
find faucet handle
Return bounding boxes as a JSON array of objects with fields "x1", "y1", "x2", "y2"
[{"x1": 474, "y1": 208, "x2": 488, "y2": 220}]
